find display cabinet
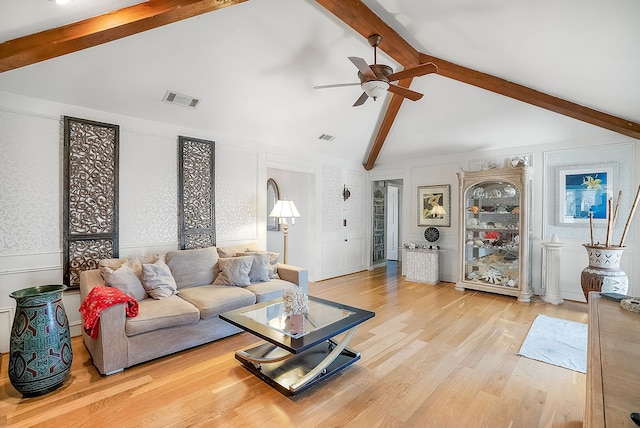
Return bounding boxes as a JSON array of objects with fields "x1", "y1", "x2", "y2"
[{"x1": 456, "y1": 167, "x2": 533, "y2": 302}]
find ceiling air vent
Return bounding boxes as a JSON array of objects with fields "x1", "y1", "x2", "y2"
[
  {"x1": 162, "y1": 90, "x2": 200, "y2": 109},
  {"x1": 318, "y1": 134, "x2": 335, "y2": 141}
]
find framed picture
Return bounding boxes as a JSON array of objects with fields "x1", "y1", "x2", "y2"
[
  {"x1": 418, "y1": 184, "x2": 451, "y2": 227},
  {"x1": 267, "y1": 178, "x2": 280, "y2": 231},
  {"x1": 556, "y1": 163, "x2": 618, "y2": 226}
]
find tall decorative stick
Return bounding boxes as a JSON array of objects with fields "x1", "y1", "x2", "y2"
[
  {"x1": 605, "y1": 197, "x2": 613, "y2": 247},
  {"x1": 612, "y1": 190, "x2": 622, "y2": 227},
  {"x1": 589, "y1": 212, "x2": 594, "y2": 246},
  {"x1": 619, "y1": 184, "x2": 640, "y2": 247}
]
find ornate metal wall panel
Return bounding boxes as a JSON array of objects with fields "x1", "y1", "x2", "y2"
[
  {"x1": 178, "y1": 136, "x2": 215, "y2": 249},
  {"x1": 63, "y1": 117, "x2": 119, "y2": 287}
]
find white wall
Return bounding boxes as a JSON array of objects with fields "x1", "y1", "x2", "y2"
[
  {"x1": 376, "y1": 137, "x2": 640, "y2": 302},
  {"x1": 0, "y1": 92, "x2": 368, "y2": 352}
]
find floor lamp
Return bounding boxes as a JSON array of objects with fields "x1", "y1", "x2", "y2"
[{"x1": 269, "y1": 200, "x2": 300, "y2": 264}]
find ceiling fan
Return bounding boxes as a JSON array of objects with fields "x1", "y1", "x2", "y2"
[{"x1": 315, "y1": 34, "x2": 437, "y2": 107}]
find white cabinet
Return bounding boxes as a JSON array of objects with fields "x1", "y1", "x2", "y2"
[
  {"x1": 404, "y1": 248, "x2": 439, "y2": 284},
  {"x1": 456, "y1": 167, "x2": 533, "y2": 302}
]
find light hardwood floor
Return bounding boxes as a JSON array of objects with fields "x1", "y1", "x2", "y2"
[{"x1": 1, "y1": 263, "x2": 587, "y2": 427}]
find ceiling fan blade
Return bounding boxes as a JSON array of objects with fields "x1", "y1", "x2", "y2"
[
  {"x1": 387, "y1": 84, "x2": 423, "y2": 101},
  {"x1": 348, "y1": 56, "x2": 376, "y2": 80},
  {"x1": 353, "y1": 92, "x2": 369, "y2": 107},
  {"x1": 313, "y1": 82, "x2": 360, "y2": 89},
  {"x1": 387, "y1": 62, "x2": 437, "y2": 82}
]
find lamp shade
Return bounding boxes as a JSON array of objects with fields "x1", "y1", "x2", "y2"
[
  {"x1": 361, "y1": 80, "x2": 389, "y2": 99},
  {"x1": 269, "y1": 200, "x2": 301, "y2": 223}
]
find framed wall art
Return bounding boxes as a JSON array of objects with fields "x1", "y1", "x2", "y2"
[
  {"x1": 418, "y1": 184, "x2": 451, "y2": 227},
  {"x1": 556, "y1": 163, "x2": 618, "y2": 226}
]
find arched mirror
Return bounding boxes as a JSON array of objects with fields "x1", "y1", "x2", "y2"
[{"x1": 267, "y1": 178, "x2": 280, "y2": 231}]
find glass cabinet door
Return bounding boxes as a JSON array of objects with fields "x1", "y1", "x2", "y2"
[{"x1": 463, "y1": 181, "x2": 521, "y2": 289}]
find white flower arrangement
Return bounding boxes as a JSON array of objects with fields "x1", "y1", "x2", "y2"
[{"x1": 282, "y1": 288, "x2": 308, "y2": 315}]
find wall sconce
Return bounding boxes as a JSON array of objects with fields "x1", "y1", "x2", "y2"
[{"x1": 343, "y1": 185, "x2": 351, "y2": 201}]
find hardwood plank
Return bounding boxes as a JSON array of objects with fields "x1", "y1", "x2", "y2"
[{"x1": 0, "y1": 262, "x2": 588, "y2": 427}]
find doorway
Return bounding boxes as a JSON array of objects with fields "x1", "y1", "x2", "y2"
[{"x1": 371, "y1": 179, "x2": 403, "y2": 266}]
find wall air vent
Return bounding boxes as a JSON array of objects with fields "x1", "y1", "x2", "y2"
[
  {"x1": 318, "y1": 134, "x2": 335, "y2": 141},
  {"x1": 162, "y1": 90, "x2": 200, "y2": 109}
]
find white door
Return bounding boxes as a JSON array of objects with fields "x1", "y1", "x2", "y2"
[{"x1": 387, "y1": 185, "x2": 399, "y2": 260}]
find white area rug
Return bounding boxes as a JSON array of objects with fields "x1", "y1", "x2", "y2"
[{"x1": 517, "y1": 314, "x2": 588, "y2": 373}]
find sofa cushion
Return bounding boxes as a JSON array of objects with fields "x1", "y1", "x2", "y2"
[
  {"x1": 165, "y1": 246, "x2": 219, "y2": 289},
  {"x1": 178, "y1": 285, "x2": 256, "y2": 320},
  {"x1": 246, "y1": 279, "x2": 298, "y2": 303},
  {"x1": 216, "y1": 242, "x2": 260, "y2": 259},
  {"x1": 125, "y1": 295, "x2": 200, "y2": 336},
  {"x1": 213, "y1": 256, "x2": 253, "y2": 286},
  {"x1": 236, "y1": 252, "x2": 271, "y2": 283},
  {"x1": 142, "y1": 257, "x2": 178, "y2": 300},
  {"x1": 99, "y1": 258, "x2": 148, "y2": 301},
  {"x1": 239, "y1": 251, "x2": 280, "y2": 279}
]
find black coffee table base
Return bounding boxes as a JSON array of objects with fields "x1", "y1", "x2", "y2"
[{"x1": 235, "y1": 339, "x2": 360, "y2": 396}]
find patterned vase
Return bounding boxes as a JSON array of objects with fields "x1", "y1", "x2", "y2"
[
  {"x1": 9, "y1": 285, "x2": 73, "y2": 397},
  {"x1": 580, "y1": 245, "x2": 628, "y2": 301}
]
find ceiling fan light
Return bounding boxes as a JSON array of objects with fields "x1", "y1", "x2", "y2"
[{"x1": 361, "y1": 80, "x2": 389, "y2": 99}]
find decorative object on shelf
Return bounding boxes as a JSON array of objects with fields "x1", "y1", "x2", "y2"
[
  {"x1": 267, "y1": 178, "x2": 280, "y2": 231},
  {"x1": 9, "y1": 285, "x2": 73, "y2": 397},
  {"x1": 620, "y1": 297, "x2": 640, "y2": 314},
  {"x1": 269, "y1": 200, "x2": 301, "y2": 264},
  {"x1": 503, "y1": 185, "x2": 516, "y2": 197},
  {"x1": 472, "y1": 187, "x2": 485, "y2": 198},
  {"x1": 580, "y1": 184, "x2": 640, "y2": 300},
  {"x1": 417, "y1": 184, "x2": 451, "y2": 227},
  {"x1": 282, "y1": 288, "x2": 309, "y2": 315},
  {"x1": 282, "y1": 288, "x2": 308, "y2": 333},
  {"x1": 423, "y1": 226, "x2": 440, "y2": 243}
]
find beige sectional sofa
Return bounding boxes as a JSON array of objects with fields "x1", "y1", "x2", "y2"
[{"x1": 79, "y1": 244, "x2": 308, "y2": 375}]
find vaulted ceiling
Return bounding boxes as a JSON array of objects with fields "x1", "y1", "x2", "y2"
[{"x1": 1, "y1": 0, "x2": 638, "y2": 169}]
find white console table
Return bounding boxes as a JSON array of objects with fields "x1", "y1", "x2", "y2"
[{"x1": 403, "y1": 248, "x2": 439, "y2": 284}]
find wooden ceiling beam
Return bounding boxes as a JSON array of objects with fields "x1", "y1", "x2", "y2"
[
  {"x1": 421, "y1": 53, "x2": 640, "y2": 141},
  {"x1": 0, "y1": 0, "x2": 247, "y2": 73},
  {"x1": 314, "y1": 0, "x2": 420, "y2": 67},
  {"x1": 318, "y1": 0, "x2": 640, "y2": 169},
  {"x1": 363, "y1": 78, "x2": 413, "y2": 171}
]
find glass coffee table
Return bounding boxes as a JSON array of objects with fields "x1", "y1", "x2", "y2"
[{"x1": 220, "y1": 295, "x2": 375, "y2": 396}]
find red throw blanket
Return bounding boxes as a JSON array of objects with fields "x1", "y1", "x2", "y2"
[{"x1": 79, "y1": 286, "x2": 139, "y2": 339}]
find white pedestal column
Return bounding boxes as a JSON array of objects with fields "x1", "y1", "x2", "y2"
[{"x1": 542, "y1": 234, "x2": 564, "y2": 305}]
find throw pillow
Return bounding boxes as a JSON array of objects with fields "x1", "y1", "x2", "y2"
[
  {"x1": 142, "y1": 257, "x2": 178, "y2": 299},
  {"x1": 241, "y1": 251, "x2": 280, "y2": 279},
  {"x1": 216, "y1": 243, "x2": 260, "y2": 259},
  {"x1": 213, "y1": 256, "x2": 253, "y2": 287},
  {"x1": 99, "y1": 258, "x2": 147, "y2": 301},
  {"x1": 235, "y1": 252, "x2": 271, "y2": 283}
]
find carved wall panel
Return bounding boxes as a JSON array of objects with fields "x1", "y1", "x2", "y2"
[
  {"x1": 63, "y1": 116, "x2": 119, "y2": 287},
  {"x1": 178, "y1": 136, "x2": 215, "y2": 249}
]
